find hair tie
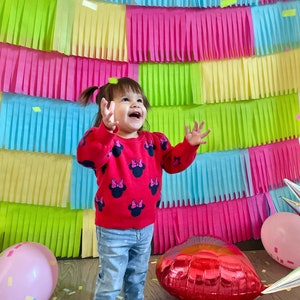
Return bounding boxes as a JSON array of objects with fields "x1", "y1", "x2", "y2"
[{"x1": 108, "y1": 77, "x2": 118, "y2": 84}]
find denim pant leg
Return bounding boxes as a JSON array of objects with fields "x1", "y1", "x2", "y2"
[
  {"x1": 123, "y1": 224, "x2": 154, "y2": 300},
  {"x1": 94, "y1": 226, "x2": 129, "y2": 300}
]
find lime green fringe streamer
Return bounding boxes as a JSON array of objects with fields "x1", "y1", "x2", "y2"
[
  {"x1": 147, "y1": 93, "x2": 300, "y2": 153},
  {"x1": 139, "y1": 62, "x2": 202, "y2": 106},
  {"x1": 0, "y1": 0, "x2": 56, "y2": 51},
  {"x1": 0, "y1": 202, "x2": 83, "y2": 257},
  {"x1": 139, "y1": 49, "x2": 300, "y2": 106}
]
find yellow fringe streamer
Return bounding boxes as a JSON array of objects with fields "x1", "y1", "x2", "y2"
[
  {"x1": 0, "y1": 149, "x2": 72, "y2": 207},
  {"x1": 201, "y1": 48, "x2": 300, "y2": 103},
  {"x1": 70, "y1": 0, "x2": 127, "y2": 61},
  {"x1": 82, "y1": 210, "x2": 98, "y2": 258}
]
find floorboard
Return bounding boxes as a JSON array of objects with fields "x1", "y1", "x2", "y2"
[{"x1": 52, "y1": 250, "x2": 300, "y2": 300}]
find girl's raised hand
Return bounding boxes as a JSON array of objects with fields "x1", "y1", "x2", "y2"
[
  {"x1": 185, "y1": 121, "x2": 211, "y2": 146},
  {"x1": 100, "y1": 98, "x2": 118, "y2": 131}
]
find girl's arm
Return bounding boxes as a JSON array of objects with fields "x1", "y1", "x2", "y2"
[
  {"x1": 76, "y1": 122, "x2": 116, "y2": 170},
  {"x1": 160, "y1": 121, "x2": 211, "y2": 174}
]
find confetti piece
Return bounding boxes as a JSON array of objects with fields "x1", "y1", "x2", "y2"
[
  {"x1": 108, "y1": 77, "x2": 118, "y2": 84},
  {"x1": 7, "y1": 250, "x2": 14, "y2": 257},
  {"x1": 116, "y1": 296, "x2": 124, "y2": 299},
  {"x1": 282, "y1": 9, "x2": 296, "y2": 17},
  {"x1": 14, "y1": 243, "x2": 25, "y2": 249},
  {"x1": 265, "y1": 261, "x2": 270, "y2": 265},
  {"x1": 78, "y1": 285, "x2": 83, "y2": 290},
  {"x1": 63, "y1": 288, "x2": 71, "y2": 293},
  {"x1": 151, "y1": 260, "x2": 157, "y2": 264},
  {"x1": 25, "y1": 297, "x2": 36, "y2": 300},
  {"x1": 32, "y1": 106, "x2": 41, "y2": 112},
  {"x1": 262, "y1": 269, "x2": 267, "y2": 273},
  {"x1": 152, "y1": 278, "x2": 158, "y2": 282},
  {"x1": 68, "y1": 291, "x2": 76, "y2": 295},
  {"x1": 7, "y1": 277, "x2": 13, "y2": 286},
  {"x1": 52, "y1": 298, "x2": 57, "y2": 300},
  {"x1": 82, "y1": 0, "x2": 98, "y2": 10},
  {"x1": 297, "y1": 114, "x2": 300, "y2": 120},
  {"x1": 49, "y1": 260, "x2": 57, "y2": 266},
  {"x1": 220, "y1": 0, "x2": 237, "y2": 8}
]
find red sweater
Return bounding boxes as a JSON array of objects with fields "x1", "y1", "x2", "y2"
[{"x1": 77, "y1": 123, "x2": 199, "y2": 229}]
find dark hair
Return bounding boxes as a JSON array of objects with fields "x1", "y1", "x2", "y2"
[{"x1": 78, "y1": 77, "x2": 151, "y2": 127}]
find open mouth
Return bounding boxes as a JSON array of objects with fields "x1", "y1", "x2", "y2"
[{"x1": 129, "y1": 112, "x2": 141, "y2": 119}]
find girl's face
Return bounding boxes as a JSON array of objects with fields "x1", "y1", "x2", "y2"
[{"x1": 112, "y1": 89, "x2": 147, "y2": 138}]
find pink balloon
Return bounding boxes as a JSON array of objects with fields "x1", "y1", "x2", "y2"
[
  {"x1": 0, "y1": 242, "x2": 58, "y2": 300},
  {"x1": 156, "y1": 236, "x2": 265, "y2": 300},
  {"x1": 261, "y1": 212, "x2": 300, "y2": 269}
]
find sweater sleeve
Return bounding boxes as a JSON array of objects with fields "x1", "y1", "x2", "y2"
[
  {"x1": 76, "y1": 122, "x2": 116, "y2": 170},
  {"x1": 154, "y1": 132, "x2": 199, "y2": 174}
]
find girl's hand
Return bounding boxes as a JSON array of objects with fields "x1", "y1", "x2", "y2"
[
  {"x1": 100, "y1": 98, "x2": 118, "y2": 131},
  {"x1": 185, "y1": 121, "x2": 211, "y2": 146}
]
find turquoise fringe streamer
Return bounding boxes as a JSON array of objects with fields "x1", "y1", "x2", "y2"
[{"x1": 0, "y1": 93, "x2": 97, "y2": 155}]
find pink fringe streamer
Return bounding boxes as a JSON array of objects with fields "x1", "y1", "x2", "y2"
[
  {"x1": 0, "y1": 43, "x2": 138, "y2": 102},
  {"x1": 126, "y1": 6, "x2": 254, "y2": 62},
  {"x1": 249, "y1": 139, "x2": 300, "y2": 194},
  {"x1": 153, "y1": 194, "x2": 271, "y2": 254}
]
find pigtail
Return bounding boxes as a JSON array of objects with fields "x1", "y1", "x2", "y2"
[{"x1": 78, "y1": 86, "x2": 98, "y2": 106}]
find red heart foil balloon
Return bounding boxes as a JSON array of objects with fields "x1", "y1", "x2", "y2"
[{"x1": 156, "y1": 236, "x2": 265, "y2": 300}]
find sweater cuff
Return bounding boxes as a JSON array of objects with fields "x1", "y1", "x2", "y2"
[{"x1": 183, "y1": 137, "x2": 200, "y2": 153}]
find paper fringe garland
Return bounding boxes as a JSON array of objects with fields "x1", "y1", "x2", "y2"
[
  {"x1": 251, "y1": 1, "x2": 300, "y2": 56},
  {"x1": 153, "y1": 193, "x2": 271, "y2": 254},
  {"x1": 0, "y1": 149, "x2": 72, "y2": 207},
  {"x1": 0, "y1": 202, "x2": 83, "y2": 257},
  {"x1": 0, "y1": 43, "x2": 138, "y2": 102},
  {"x1": 126, "y1": 6, "x2": 254, "y2": 62}
]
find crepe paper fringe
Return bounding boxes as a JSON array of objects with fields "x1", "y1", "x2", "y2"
[
  {"x1": 139, "y1": 62, "x2": 201, "y2": 106},
  {"x1": 53, "y1": 0, "x2": 76, "y2": 56},
  {"x1": 0, "y1": 0, "x2": 56, "y2": 51},
  {"x1": 251, "y1": 1, "x2": 300, "y2": 56},
  {"x1": 82, "y1": 210, "x2": 99, "y2": 258},
  {"x1": 153, "y1": 193, "x2": 270, "y2": 254},
  {"x1": 0, "y1": 202, "x2": 83, "y2": 257},
  {"x1": 0, "y1": 149, "x2": 71, "y2": 207},
  {"x1": 126, "y1": 6, "x2": 254, "y2": 63},
  {"x1": 0, "y1": 93, "x2": 97, "y2": 155},
  {"x1": 71, "y1": 139, "x2": 299, "y2": 209},
  {"x1": 268, "y1": 185, "x2": 300, "y2": 213},
  {"x1": 249, "y1": 139, "x2": 300, "y2": 194},
  {"x1": 201, "y1": 48, "x2": 300, "y2": 103},
  {"x1": 71, "y1": 158, "x2": 98, "y2": 209},
  {"x1": 0, "y1": 43, "x2": 138, "y2": 102},
  {"x1": 160, "y1": 149, "x2": 253, "y2": 207},
  {"x1": 98, "y1": 0, "x2": 290, "y2": 6},
  {"x1": 147, "y1": 94, "x2": 300, "y2": 153},
  {"x1": 69, "y1": 1, "x2": 127, "y2": 61}
]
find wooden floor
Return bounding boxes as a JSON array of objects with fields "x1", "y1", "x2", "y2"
[{"x1": 51, "y1": 250, "x2": 300, "y2": 300}]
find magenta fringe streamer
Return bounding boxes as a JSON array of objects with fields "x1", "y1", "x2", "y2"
[
  {"x1": 126, "y1": 6, "x2": 254, "y2": 62},
  {"x1": 0, "y1": 43, "x2": 138, "y2": 101},
  {"x1": 249, "y1": 138, "x2": 300, "y2": 194},
  {"x1": 153, "y1": 193, "x2": 271, "y2": 254}
]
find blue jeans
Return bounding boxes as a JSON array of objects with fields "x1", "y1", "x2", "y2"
[{"x1": 94, "y1": 224, "x2": 154, "y2": 300}]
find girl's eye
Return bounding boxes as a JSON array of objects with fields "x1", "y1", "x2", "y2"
[
  {"x1": 122, "y1": 97, "x2": 129, "y2": 102},
  {"x1": 137, "y1": 98, "x2": 143, "y2": 103}
]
